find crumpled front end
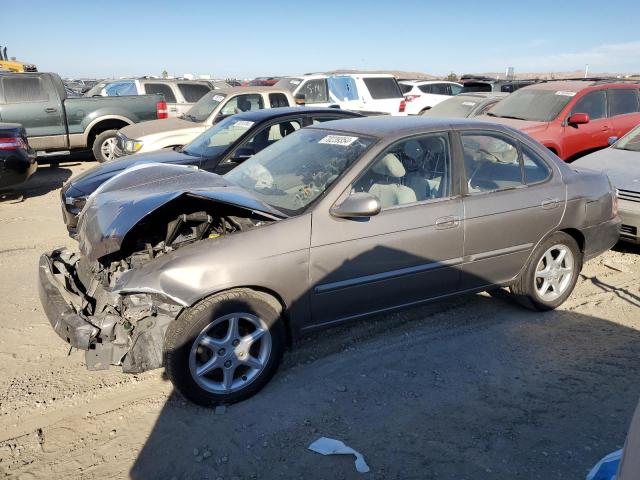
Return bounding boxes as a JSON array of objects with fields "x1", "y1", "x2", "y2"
[{"x1": 38, "y1": 248, "x2": 182, "y2": 373}]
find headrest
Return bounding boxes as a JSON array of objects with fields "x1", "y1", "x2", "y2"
[
  {"x1": 403, "y1": 140, "x2": 424, "y2": 161},
  {"x1": 372, "y1": 153, "x2": 406, "y2": 178}
]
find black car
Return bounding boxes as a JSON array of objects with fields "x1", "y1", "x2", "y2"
[
  {"x1": 0, "y1": 123, "x2": 37, "y2": 190},
  {"x1": 459, "y1": 75, "x2": 539, "y2": 94},
  {"x1": 60, "y1": 107, "x2": 362, "y2": 234}
]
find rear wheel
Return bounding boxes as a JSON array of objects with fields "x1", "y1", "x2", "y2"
[
  {"x1": 510, "y1": 232, "x2": 581, "y2": 311},
  {"x1": 164, "y1": 289, "x2": 285, "y2": 407},
  {"x1": 92, "y1": 130, "x2": 118, "y2": 163}
]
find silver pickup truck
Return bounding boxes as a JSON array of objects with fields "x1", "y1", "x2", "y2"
[{"x1": 0, "y1": 72, "x2": 167, "y2": 162}]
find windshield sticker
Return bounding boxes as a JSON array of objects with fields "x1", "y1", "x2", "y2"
[
  {"x1": 555, "y1": 91, "x2": 576, "y2": 97},
  {"x1": 233, "y1": 120, "x2": 255, "y2": 128},
  {"x1": 213, "y1": 94, "x2": 225, "y2": 102},
  {"x1": 319, "y1": 135, "x2": 359, "y2": 146},
  {"x1": 461, "y1": 101, "x2": 477, "y2": 106},
  {"x1": 289, "y1": 79, "x2": 301, "y2": 85}
]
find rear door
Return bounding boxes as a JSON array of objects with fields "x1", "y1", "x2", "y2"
[
  {"x1": 562, "y1": 89, "x2": 612, "y2": 159},
  {"x1": 0, "y1": 74, "x2": 67, "y2": 150},
  {"x1": 459, "y1": 130, "x2": 564, "y2": 289},
  {"x1": 606, "y1": 87, "x2": 640, "y2": 140},
  {"x1": 143, "y1": 82, "x2": 180, "y2": 116}
]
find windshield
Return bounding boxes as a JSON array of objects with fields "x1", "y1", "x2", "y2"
[
  {"x1": 488, "y1": 88, "x2": 573, "y2": 122},
  {"x1": 185, "y1": 91, "x2": 226, "y2": 122},
  {"x1": 224, "y1": 128, "x2": 375, "y2": 215},
  {"x1": 181, "y1": 116, "x2": 255, "y2": 157},
  {"x1": 274, "y1": 77, "x2": 303, "y2": 92},
  {"x1": 614, "y1": 124, "x2": 640, "y2": 152},
  {"x1": 423, "y1": 96, "x2": 480, "y2": 118}
]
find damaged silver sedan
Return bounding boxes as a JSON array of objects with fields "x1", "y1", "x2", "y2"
[{"x1": 39, "y1": 117, "x2": 621, "y2": 406}]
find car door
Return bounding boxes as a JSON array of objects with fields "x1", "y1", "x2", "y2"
[
  {"x1": 606, "y1": 87, "x2": 640, "y2": 140},
  {"x1": 210, "y1": 117, "x2": 302, "y2": 174},
  {"x1": 0, "y1": 74, "x2": 67, "y2": 150},
  {"x1": 562, "y1": 89, "x2": 612, "y2": 159},
  {"x1": 143, "y1": 82, "x2": 180, "y2": 116},
  {"x1": 309, "y1": 132, "x2": 464, "y2": 326},
  {"x1": 459, "y1": 129, "x2": 564, "y2": 289}
]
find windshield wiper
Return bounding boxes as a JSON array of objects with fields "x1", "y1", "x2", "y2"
[{"x1": 494, "y1": 114, "x2": 528, "y2": 121}]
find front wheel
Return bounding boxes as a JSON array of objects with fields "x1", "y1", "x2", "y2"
[
  {"x1": 164, "y1": 289, "x2": 285, "y2": 407},
  {"x1": 92, "y1": 130, "x2": 118, "y2": 163},
  {"x1": 510, "y1": 232, "x2": 582, "y2": 311}
]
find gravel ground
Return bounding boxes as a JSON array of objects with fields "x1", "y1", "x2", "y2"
[{"x1": 0, "y1": 160, "x2": 639, "y2": 480}]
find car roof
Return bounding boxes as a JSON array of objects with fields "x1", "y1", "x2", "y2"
[
  {"x1": 230, "y1": 107, "x2": 362, "y2": 121},
  {"x1": 307, "y1": 115, "x2": 503, "y2": 137},
  {"x1": 521, "y1": 80, "x2": 640, "y2": 93},
  {"x1": 212, "y1": 86, "x2": 290, "y2": 94},
  {"x1": 399, "y1": 80, "x2": 459, "y2": 85},
  {"x1": 456, "y1": 92, "x2": 510, "y2": 99}
]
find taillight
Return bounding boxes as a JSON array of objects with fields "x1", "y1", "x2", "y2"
[
  {"x1": 157, "y1": 101, "x2": 168, "y2": 119},
  {"x1": 612, "y1": 189, "x2": 619, "y2": 218},
  {"x1": 404, "y1": 95, "x2": 420, "y2": 102},
  {"x1": 399, "y1": 100, "x2": 406, "y2": 113},
  {"x1": 0, "y1": 136, "x2": 27, "y2": 150}
]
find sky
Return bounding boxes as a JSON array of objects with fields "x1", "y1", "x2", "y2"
[{"x1": 2, "y1": 0, "x2": 639, "y2": 79}]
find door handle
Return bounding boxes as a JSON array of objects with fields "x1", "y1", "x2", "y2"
[
  {"x1": 541, "y1": 198, "x2": 560, "y2": 210},
  {"x1": 169, "y1": 107, "x2": 178, "y2": 112},
  {"x1": 435, "y1": 215, "x2": 460, "y2": 230},
  {"x1": 44, "y1": 107, "x2": 57, "y2": 114}
]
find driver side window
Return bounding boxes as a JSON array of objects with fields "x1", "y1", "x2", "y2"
[
  {"x1": 462, "y1": 133, "x2": 523, "y2": 193},
  {"x1": 352, "y1": 133, "x2": 451, "y2": 209},
  {"x1": 239, "y1": 120, "x2": 301, "y2": 156}
]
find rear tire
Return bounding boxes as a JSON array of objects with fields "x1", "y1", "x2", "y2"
[
  {"x1": 164, "y1": 289, "x2": 285, "y2": 407},
  {"x1": 510, "y1": 232, "x2": 581, "y2": 311},
  {"x1": 92, "y1": 130, "x2": 118, "y2": 163}
]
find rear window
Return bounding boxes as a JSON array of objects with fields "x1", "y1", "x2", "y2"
[
  {"x1": 143, "y1": 83, "x2": 176, "y2": 103},
  {"x1": 177, "y1": 83, "x2": 212, "y2": 103},
  {"x1": 274, "y1": 78, "x2": 303, "y2": 92},
  {"x1": 399, "y1": 83, "x2": 413, "y2": 94},
  {"x1": 362, "y1": 77, "x2": 402, "y2": 99},
  {"x1": 608, "y1": 89, "x2": 640, "y2": 116},
  {"x1": 2, "y1": 76, "x2": 49, "y2": 102},
  {"x1": 461, "y1": 82, "x2": 492, "y2": 93}
]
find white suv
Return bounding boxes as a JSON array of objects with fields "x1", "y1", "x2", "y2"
[
  {"x1": 399, "y1": 80, "x2": 463, "y2": 115},
  {"x1": 275, "y1": 73, "x2": 407, "y2": 116}
]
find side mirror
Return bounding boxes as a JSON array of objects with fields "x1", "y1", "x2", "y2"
[
  {"x1": 608, "y1": 136, "x2": 619, "y2": 146},
  {"x1": 294, "y1": 93, "x2": 306, "y2": 106},
  {"x1": 232, "y1": 146, "x2": 255, "y2": 161},
  {"x1": 331, "y1": 192, "x2": 381, "y2": 219},
  {"x1": 568, "y1": 112, "x2": 590, "y2": 125}
]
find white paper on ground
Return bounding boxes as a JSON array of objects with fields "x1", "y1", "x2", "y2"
[{"x1": 308, "y1": 437, "x2": 370, "y2": 473}]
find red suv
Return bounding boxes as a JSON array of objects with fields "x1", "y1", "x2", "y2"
[{"x1": 478, "y1": 80, "x2": 640, "y2": 160}]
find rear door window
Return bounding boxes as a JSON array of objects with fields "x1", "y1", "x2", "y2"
[
  {"x1": 300, "y1": 79, "x2": 328, "y2": 103},
  {"x1": 144, "y1": 83, "x2": 177, "y2": 103},
  {"x1": 328, "y1": 76, "x2": 359, "y2": 101},
  {"x1": 521, "y1": 144, "x2": 551, "y2": 184},
  {"x1": 430, "y1": 83, "x2": 451, "y2": 95},
  {"x1": 269, "y1": 92, "x2": 289, "y2": 108},
  {"x1": 2, "y1": 76, "x2": 49, "y2": 102},
  {"x1": 571, "y1": 91, "x2": 606, "y2": 120},
  {"x1": 362, "y1": 77, "x2": 402, "y2": 99},
  {"x1": 462, "y1": 133, "x2": 523, "y2": 193},
  {"x1": 418, "y1": 84, "x2": 432, "y2": 94},
  {"x1": 607, "y1": 89, "x2": 640, "y2": 117},
  {"x1": 177, "y1": 83, "x2": 211, "y2": 103}
]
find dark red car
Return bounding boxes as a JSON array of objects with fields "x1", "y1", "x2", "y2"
[
  {"x1": 477, "y1": 80, "x2": 640, "y2": 160},
  {"x1": 241, "y1": 77, "x2": 281, "y2": 87}
]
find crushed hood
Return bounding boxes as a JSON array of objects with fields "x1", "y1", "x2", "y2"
[
  {"x1": 77, "y1": 163, "x2": 283, "y2": 262},
  {"x1": 119, "y1": 117, "x2": 205, "y2": 139}
]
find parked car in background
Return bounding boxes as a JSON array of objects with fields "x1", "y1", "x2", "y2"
[
  {"x1": 477, "y1": 80, "x2": 640, "y2": 160},
  {"x1": 460, "y1": 75, "x2": 538, "y2": 93},
  {"x1": 64, "y1": 79, "x2": 102, "y2": 96},
  {"x1": 573, "y1": 124, "x2": 640, "y2": 244},
  {"x1": 84, "y1": 78, "x2": 230, "y2": 117},
  {"x1": 421, "y1": 92, "x2": 508, "y2": 118},
  {"x1": 39, "y1": 116, "x2": 619, "y2": 406},
  {"x1": 275, "y1": 73, "x2": 407, "y2": 116},
  {"x1": 113, "y1": 87, "x2": 295, "y2": 157},
  {"x1": 0, "y1": 123, "x2": 36, "y2": 189},
  {"x1": 398, "y1": 80, "x2": 463, "y2": 115},
  {"x1": 60, "y1": 107, "x2": 362, "y2": 233},
  {"x1": 241, "y1": 77, "x2": 281, "y2": 87},
  {"x1": 0, "y1": 72, "x2": 167, "y2": 162}
]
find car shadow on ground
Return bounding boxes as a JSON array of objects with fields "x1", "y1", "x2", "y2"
[
  {"x1": 0, "y1": 163, "x2": 74, "y2": 202},
  {"x1": 130, "y1": 291, "x2": 640, "y2": 479}
]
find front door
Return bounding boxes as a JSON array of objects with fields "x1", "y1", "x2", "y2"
[
  {"x1": 459, "y1": 130, "x2": 565, "y2": 289},
  {"x1": 562, "y1": 90, "x2": 612, "y2": 159},
  {"x1": 309, "y1": 132, "x2": 464, "y2": 327}
]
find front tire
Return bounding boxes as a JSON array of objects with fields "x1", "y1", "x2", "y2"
[
  {"x1": 92, "y1": 130, "x2": 118, "y2": 163},
  {"x1": 164, "y1": 289, "x2": 285, "y2": 407},
  {"x1": 510, "y1": 232, "x2": 581, "y2": 311}
]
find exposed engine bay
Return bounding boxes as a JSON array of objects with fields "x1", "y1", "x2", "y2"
[{"x1": 45, "y1": 197, "x2": 275, "y2": 374}]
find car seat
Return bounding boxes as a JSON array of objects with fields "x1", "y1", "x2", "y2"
[{"x1": 368, "y1": 153, "x2": 417, "y2": 208}]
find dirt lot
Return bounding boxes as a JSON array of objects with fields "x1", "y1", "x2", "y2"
[{"x1": 1, "y1": 160, "x2": 639, "y2": 480}]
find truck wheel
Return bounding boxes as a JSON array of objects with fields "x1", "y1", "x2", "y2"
[
  {"x1": 164, "y1": 289, "x2": 286, "y2": 407},
  {"x1": 92, "y1": 130, "x2": 118, "y2": 163},
  {"x1": 510, "y1": 232, "x2": 581, "y2": 311}
]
